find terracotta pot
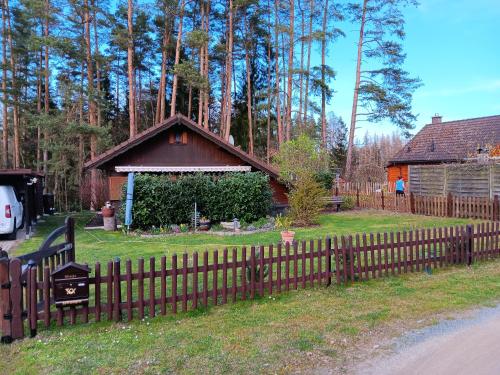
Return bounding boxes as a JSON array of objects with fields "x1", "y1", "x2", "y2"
[
  {"x1": 199, "y1": 220, "x2": 211, "y2": 231},
  {"x1": 281, "y1": 230, "x2": 295, "y2": 244},
  {"x1": 101, "y1": 207, "x2": 115, "y2": 218}
]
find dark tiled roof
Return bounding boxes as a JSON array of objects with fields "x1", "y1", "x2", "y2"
[
  {"x1": 388, "y1": 115, "x2": 500, "y2": 164},
  {"x1": 84, "y1": 114, "x2": 280, "y2": 178}
]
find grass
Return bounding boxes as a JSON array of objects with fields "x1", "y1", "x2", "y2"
[
  {"x1": 13, "y1": 210, "x2": 480, "y2": 267},
  {"x1": 2, "y1": 211, "x2": 495, "y2": 374},
  {"x1": 2, "y1": 259, "x2": 500, "y2": 374}
]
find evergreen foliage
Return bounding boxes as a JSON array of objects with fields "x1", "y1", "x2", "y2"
[{"x1": 124, "y1": 172, "x2": 272, "y2": 229}]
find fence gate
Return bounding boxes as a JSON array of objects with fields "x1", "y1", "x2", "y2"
[{"x1": 0, "y1": 217, "x2": 75, "y2": 343}]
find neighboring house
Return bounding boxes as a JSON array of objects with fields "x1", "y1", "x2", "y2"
[
  {"x1": 84, "y1": 114, "x2": 288, "y2": 206},
  {"x1": 387, "y1": 114, "x2": 500, "y2": 183}
]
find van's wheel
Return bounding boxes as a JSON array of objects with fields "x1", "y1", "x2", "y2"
[{"x1": 8, "y1": 219, "x2": 17, "y2": 240}]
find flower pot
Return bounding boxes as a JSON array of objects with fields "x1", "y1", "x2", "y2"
[
  {"x1": 101, "y1": 207, "x2": 115, "y2": 218},
  {"x1": 281, "y1": 230, "x2": 295, "y2": 244},
  {"x1": 199, "y1": 220, "x2": 211, "y2": 231}
]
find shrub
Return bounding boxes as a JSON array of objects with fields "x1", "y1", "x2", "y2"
[
  {"x1": 288, "y1": 177, "x2": 328, "y2": 226},
  {"x1": 340, "y1": 196, "x2": 355, "y2": 210},
  {"x1": 273, "y1": 135, "x2": 331, "y2": 227},
  {"x1": 207, "y1": 172, "x2": 272, "y2": 223},
  {"x1": 315, "y1": 170, "x2": 335, "y2": 190},
  {"x1": 123, "y1": 172, "x2": 272, "y2": 229}
]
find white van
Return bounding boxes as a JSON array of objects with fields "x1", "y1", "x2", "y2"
[{"x1": 0, "y1": 185, "x2": 23, "y2": 239}]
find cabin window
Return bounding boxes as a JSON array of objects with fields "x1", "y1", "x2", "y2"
[{"x1": 168, "y1": 131, "x2": 188, "y2": 145}]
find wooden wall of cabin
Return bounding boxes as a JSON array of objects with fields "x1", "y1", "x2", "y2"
[{"x1": 100, "y1": 125, "x2": 244, "y2": 169}]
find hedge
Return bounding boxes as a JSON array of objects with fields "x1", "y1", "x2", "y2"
[{"x1": 122, "y1": 172, "x2": 273, "y2": 229}]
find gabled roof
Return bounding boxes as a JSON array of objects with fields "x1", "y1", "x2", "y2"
[
  {"x1": 388, "y1": 115, "x2": 500, "y2": 165},
  {"x1": 84, "y1": 114, "x2": 280, "y2": 179},
  {"x1": 51, "y1": 262, "x2": 91, "y2": 276}
]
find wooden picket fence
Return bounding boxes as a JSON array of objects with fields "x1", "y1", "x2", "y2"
[
  {"x1": 1, "y1": 218, "x2": 500, "y2": 343},
  {"x1": 339, "y1": 188, "x2": 500, "y2": 221},
  {"x1": 0, "y1": 217, "x2": 75, "y2": 342}
]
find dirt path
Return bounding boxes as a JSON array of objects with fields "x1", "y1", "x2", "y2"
[
  {"x1": 355, "y1": 304, "x2": 500, "y2": 375},
  {"x1": 0, "y1": 228, "x2": 26, "y2": 254}
]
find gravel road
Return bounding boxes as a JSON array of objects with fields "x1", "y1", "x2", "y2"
[{"x1": 355, "y1": 304, "x2": 500, "y2": 375}]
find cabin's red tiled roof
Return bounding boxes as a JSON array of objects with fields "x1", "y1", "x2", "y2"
[
  {"x1": 83, "y1": 114, "x2": 280, "y2": 178},
  {"x1": 388, "y1": 115, "x2": 500, "y2": 165}
]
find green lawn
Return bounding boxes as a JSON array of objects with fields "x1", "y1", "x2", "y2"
[
  {"x1": 3, "y1": 211, "x2": 495, "y2": 374},
  {"x1": 14, "y1": 211, "x2": 479, "y2": 267},
  {"x1": 2, "y1": 257, "x2": 500, "y2": 374}
]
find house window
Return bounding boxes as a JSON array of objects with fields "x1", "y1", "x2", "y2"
[{"x1": 168, "y1": 131, "x2": 188, "y2": 145}]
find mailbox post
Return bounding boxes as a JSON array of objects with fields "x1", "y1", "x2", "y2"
[{"x1": 51, "y1": 262, "x2": 90, "y2": 307}]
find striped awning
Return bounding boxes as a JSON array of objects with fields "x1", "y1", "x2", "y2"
[{"x1": 115, "y1": 165, "x2": 252, "y2": 173}]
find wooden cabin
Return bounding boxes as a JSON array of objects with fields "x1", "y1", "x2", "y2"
[
  {"x1": 387, "y1": 114, "x2": 500, "y2": 184},
  {"x1": 84, "y1": 115, "x2": 288, "y2": 206}
]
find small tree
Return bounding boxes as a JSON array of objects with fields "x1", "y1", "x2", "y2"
[{"x1": 273, "y1": 134, "x2": 330, "y2": 226}]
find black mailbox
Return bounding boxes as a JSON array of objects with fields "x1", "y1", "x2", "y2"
[{"x1": 51, "y1": 262, "x2": 90, "y2": 307}]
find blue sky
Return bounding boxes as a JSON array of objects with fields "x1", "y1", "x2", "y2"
[{"x1": 326, "y1": 0, "x2": 500, "y2": 140}]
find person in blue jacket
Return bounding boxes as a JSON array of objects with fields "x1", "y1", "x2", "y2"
[{"x1": 396, "y1": 176, "x2": 405, "y2": 196}]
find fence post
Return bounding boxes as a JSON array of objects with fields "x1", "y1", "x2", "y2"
[
  {"x1": 466, "y1": 225, "x2": 474, "y2": 265},
  {"x1": 381, "y1": 190, "x2": 385, "y2": 210},
  {"x1": 65, "y1": 217, "x2": 75, "y2": 262},
  {"x1": 9, "y1": 258, "x2": 24, "y2": 340},
  {"x1": 325, "y1": 237, "x2": 332, "y2": 286},
  {"x1": 356, "y1": 187, "x2": 360, "y2": 208},
  {"x1": 447, "y1": 192, "x2": 453, "y2": 217},
  {"x1": 493, "y1": 195, "x2": 499, "y2": 222},
  {"x1": 113, "y1": 258, "x2": 122, "y2": 322},
  {"x1": 410, "y1": 192, "x2": 415, "y2": 214},
  {"x1": 0, "y1": 254, "x2": 12, "y2": 343},
  {"x1": 28, "y1": 261, "x2": 38, "y2": 338}
]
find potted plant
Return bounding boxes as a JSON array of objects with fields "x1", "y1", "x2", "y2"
[
  {"x1": 101, "y1": 201, "x2": 115, "y2": 218},
  {"x1": 275, "y1": 214, "x2": 295, "y2": 244},
  {"x1": 199, "y1": 216, "x2": 211, "y2": 231}
]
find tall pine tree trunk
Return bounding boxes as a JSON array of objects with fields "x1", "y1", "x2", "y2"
[
  {"x1": 202, "y1": 0, "x2": 211, "y2": 129},
  {"x1": 170, "y1": 0, "x2": 186, "y2": 117},
  {"x1": 127, "y1": 0, "x2": 136, "y2": 137},
  {"x1": 91, "y1": 0, "x2": 102, "y2": 128},
  {"x1": 36, "y1": 49, "x2": 42, "y2": 171},
  {"x1": 244, "y1": 11, "x2": 253, "y2": 155},
  {"x1": 5, "y1": 0, "x2": 19, "y2": 168},
  {"x1": 274, "y1": 0, "x2": 283, "y2": 145},
  {"x1": 285, "y1": 0, "x2": 294, "y2": 141},
  {"x1": 156, "y1": 12, "x2": 170, "y2": 124},
  {"x1": 1, "y1": 3, "x2": 8, "y2": 168},
  {"x1": 320, "y1": 0, "x2": 328, "y2": 147},
  {"x1": 303, "y1": 0, "x2": 314, "y2": 124},
  {"x1": 345, "y1": 0, "x2": 368, "y2": 179},
  {"x1": 298, "y1": 4, "x2": 304, "y2": 126},
  {"x1": 84, "y1": 0, "x2": 98, "y2": 209},
  {"x1": 266, "y1": 0, "x2": 272, "y2": 162},
  {"x1": 223, "y1": 0, "x2": 234, "y2": 141}
]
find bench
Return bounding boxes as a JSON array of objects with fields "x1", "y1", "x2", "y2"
[{"x1": 323, "y1": 196, "x2": 344, "y2": 212}]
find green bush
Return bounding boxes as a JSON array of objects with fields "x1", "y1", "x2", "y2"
[
  {"x1": 315, "y1": 170, "x2": 335, "y2": 190},
  {"x1": 340, "y1": 195, "x2": 355, "y2": 210},
  {"x1": 123, "y1": 173, "x2": 272, "y2": 229},
  {"x1": 288, "y1": 177, "x2": 328, "y2": 226}
]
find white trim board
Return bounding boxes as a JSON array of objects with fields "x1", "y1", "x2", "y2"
[{"x1": 115, "y1": 165, "x2": 252, "y2": 173}]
